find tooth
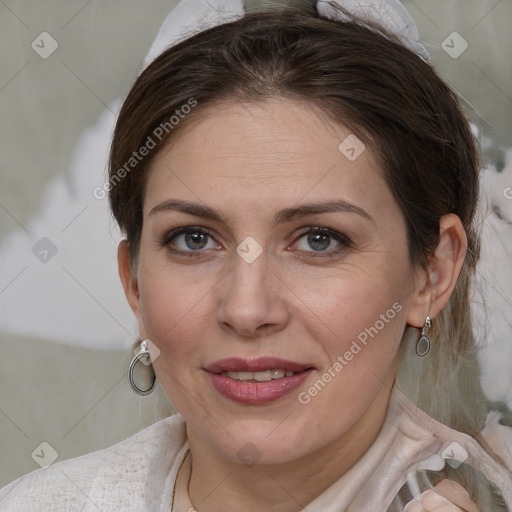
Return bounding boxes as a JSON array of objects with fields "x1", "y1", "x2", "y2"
[
  {"x1": 222, "y1": 369, "x2": 297, "y2": 381},
  {"x1": 253, "y1": 370, "x2": 272, "y2": 382}
]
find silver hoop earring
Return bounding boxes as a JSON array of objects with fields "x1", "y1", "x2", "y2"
[
  {"x1": 128, "y1": 339, "x2": 157, "y2": 396},
  {"x1": 416, "y1": 316, "x2": 432, "y2": 357}
]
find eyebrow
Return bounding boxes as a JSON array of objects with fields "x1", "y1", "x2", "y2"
[{"x1": 149, "y1": 199, "x2": 373, "y2": 226}]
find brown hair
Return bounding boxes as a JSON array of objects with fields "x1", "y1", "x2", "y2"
[{"x1": 109, "y1": 2, "x2": 502, "y2": 507}]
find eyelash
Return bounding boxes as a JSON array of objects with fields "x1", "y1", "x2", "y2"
[{"x1": 161, "y1": 226, "x2": 352, "y2": 259}]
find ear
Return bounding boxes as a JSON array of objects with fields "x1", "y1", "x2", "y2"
[
  {"x1": 118, "y1": 240, "x2": 142, "y2": 321},
  {"x1": 406, "y1": 214, "x2": 468, "y2": 328}
]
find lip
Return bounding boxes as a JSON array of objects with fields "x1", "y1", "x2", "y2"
[
  {"x1": 205, "y1": 357, "x2": 315, "y2": 404},
  {"x1": 205, "y1": 357, "x2": 313, "y2": 374}
]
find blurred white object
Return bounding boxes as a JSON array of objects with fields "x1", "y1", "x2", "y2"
[
  {"x1": 0, "y1": 102, "x2": 136, "y2": 349},
  {"x1": 473, "y1": 149, "x2": 512, "y2": 403},
  {"x1": 143, "y1": 0, "x2": 244, "y2": 69},
  {"x1": 317, "y1": 0, "x2": 431, "y2": 61}
]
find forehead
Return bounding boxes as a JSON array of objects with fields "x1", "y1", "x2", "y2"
[{"x1": 144, "y1": 98, "x2": 394, "y2": 220}]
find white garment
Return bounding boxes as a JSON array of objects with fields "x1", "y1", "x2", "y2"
[{"x1": 1, "y1": 384, "x2": 511, "y2": 511}]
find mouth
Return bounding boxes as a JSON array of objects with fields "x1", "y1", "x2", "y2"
[
  {"x1": 205, "y1": 357, "x2": 315, "y2": 404},
  {"x1": 205, "y1": 356, "x2": 313, "y2": 374},
  {"x1": 220, "y1": 369, "x2": 297, "y2": 381}
]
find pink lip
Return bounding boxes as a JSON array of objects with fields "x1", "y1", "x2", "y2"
[
  {"x1": 205, "y1": 357, "x2": 315, "y2": 405},
  {"x1": 205, "y1": 357, "x2": 313, "y2": 374}
]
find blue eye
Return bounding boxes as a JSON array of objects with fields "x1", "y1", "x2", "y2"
[
  {"x1": 294, "y1": 228, "x2": 351, "y2": 255},
  {"x1": 164, "y1": 227, "x2": 218, "y2": 252}
]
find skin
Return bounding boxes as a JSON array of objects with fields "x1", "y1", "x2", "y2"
[
  {"x1": 118, "y1": 98, "x2": 471, "y2": 511},
  {"x1": 420, "y1": 481, "x2": 479, "y2": 511}
]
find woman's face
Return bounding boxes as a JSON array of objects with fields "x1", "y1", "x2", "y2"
[{"x1": 131, "y1": 98, "x2": 421, "y2": 464}]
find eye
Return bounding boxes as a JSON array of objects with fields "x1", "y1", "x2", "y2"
[
  {"x1": 163, "y1": 227, "x2": 220, "y2": 253},
  {"x1": 293, "y1": 228, "x2": 351, "y2": 255}
]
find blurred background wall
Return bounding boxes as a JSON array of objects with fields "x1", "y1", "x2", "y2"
[{"x1": 0, "y1": 0, "x2": 511, "y2": 488}]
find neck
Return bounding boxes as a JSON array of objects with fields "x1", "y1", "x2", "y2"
[{"x1": 186, "y1": 376, "x2": 395, "y2": 512}]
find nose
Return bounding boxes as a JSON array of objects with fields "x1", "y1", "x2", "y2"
[{"x1": 216, "y1": 249, "x2": 290, "y2": 340}]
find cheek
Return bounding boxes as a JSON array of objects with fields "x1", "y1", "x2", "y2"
[
  {"x1": 136, "y1": 263, "x2": 207, "y2": 357},
  {"x1": 290, "y1": 263, "x2": 411, "y2": 411},
  {"x1": 294, "y1": 288, "x2": 408, "y2": 437},
  {"x1": 297, "y1": 261, "x2": 410, "y2": 352},
  {"x1": 136, "y1": 266, "x2": 210, "y2": 411},
  {"x1": 307, "y1": 298, "x2": 405, "y2": 402}
]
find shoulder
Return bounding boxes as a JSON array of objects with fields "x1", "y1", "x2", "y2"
[{"x1": 0, "y1": 413, "x2": 187, "y2": 512}]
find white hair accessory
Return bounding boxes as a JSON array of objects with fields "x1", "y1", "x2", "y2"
[
  {"x1": 316, "y1": 0, "x2": 430, "y2": 62},
  {"x1": 142, "y1": 0, "x2": 429, "y2": 71},
  {"x1": 142, "y1": 0, "x2": 244, "y2": 69}
]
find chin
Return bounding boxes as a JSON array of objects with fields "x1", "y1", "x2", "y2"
[{"x1": 205, "y1": 421, "x2": 321, "y2": 466}]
